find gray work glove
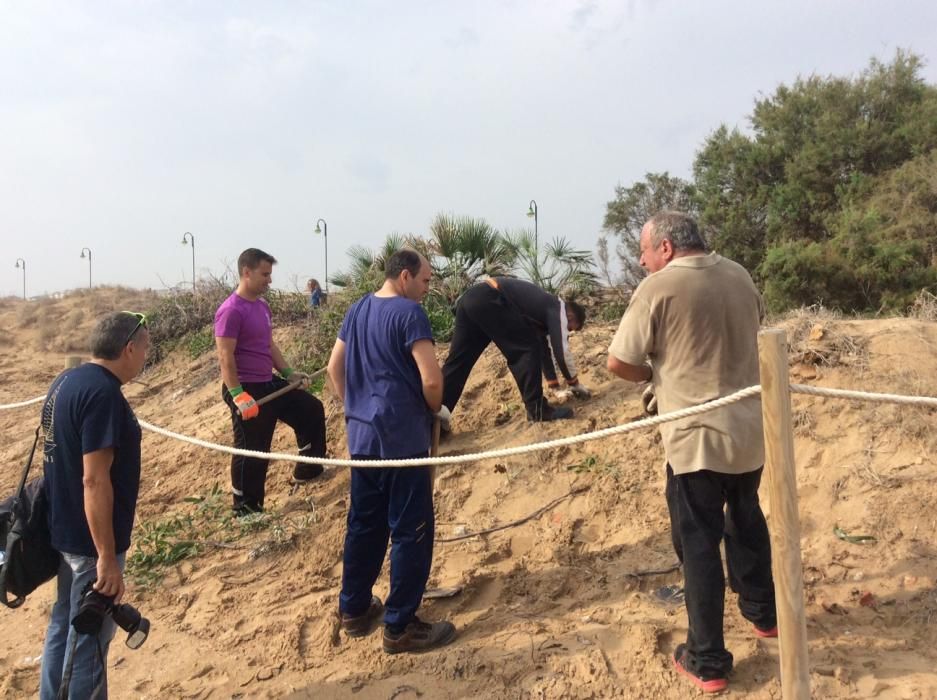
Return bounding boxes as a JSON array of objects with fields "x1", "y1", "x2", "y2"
[{"x1": 641, "y1": 385, "x2": 658, "y2": 416}]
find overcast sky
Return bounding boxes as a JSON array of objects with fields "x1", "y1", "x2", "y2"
[{"x1": 2, "y1": 0, "x2": 936, "y2": 298}]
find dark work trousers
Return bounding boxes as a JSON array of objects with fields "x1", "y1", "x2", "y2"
[
  {"x1": 442, "y1": 283, "x2": 545, "y2": 415},
  {"x1": 665, "y1": 464, "x2": 776, "y2": 679},
  {"x1": 221, "y1": 377, "x2": 326, "y2": 512},
  {"x1": 339, "y1": 457, "x2": 434, "y2": 632}
]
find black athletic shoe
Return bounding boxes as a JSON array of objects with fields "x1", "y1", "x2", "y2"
[
  {"x1": 526, "y1": 400, "x2": 574, "y2": 422},
  {"x1": 233, "y1": 503, "x2": 264, "y2": 519},
  {"x1": 672, "y1": 644, "x2": 728, "y2": 693},
  {"x1": 292, "y1": 463, "x2": 324, "y2": 482}
]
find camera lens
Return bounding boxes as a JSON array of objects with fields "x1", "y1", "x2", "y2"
[
  {"x1": 125, "y1": 617, "x2": 150, "y2": 650},
  {"x1": 110, "y1": 602, "x2": 140, "y2": 630},
  {"x1": 112, "y1": 603, "x2": 149, "y2": 649}
]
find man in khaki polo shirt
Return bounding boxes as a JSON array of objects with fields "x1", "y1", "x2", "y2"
[{"x1": 606, "y1": 211, "x2": 776, "y2": 694}]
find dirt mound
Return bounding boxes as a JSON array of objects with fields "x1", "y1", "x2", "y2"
[{"x1": 2, "y1": 291, "x2": 937, "y2": 699}]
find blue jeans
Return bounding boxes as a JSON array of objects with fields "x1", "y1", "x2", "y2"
[
  {"x1": 40, "y1": 551, "x2": 126, "y2": 700},
  {"x1": 339, "y1": 458, "x2": 434, "y2": 631}
]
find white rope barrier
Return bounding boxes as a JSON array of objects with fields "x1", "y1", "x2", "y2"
[
  {"x1": 790, "y1": 383, "x2": 937, "y2": 408},
  {"x1": 9, "y1": 383, "x2": 937, "y2": 468},
  {"x1": 138, "y1": 386, "x2": 764, "y2": 468},
  {"x1": 0, "y1": 395, "x2": 45, "y2": 410}
]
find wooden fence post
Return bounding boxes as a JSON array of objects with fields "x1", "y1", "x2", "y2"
[{"x1": 758, "y1": 329, "x2": 811, "y2": 698}]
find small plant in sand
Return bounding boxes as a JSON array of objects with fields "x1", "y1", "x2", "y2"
[
  {"x1": 567, "y1": 454, "x2": 621, "y2": 479},
  {"x1": 127, "y1": 483, "x2": 317, "y2": 587}
]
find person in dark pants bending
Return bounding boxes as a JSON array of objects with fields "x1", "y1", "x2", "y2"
[
  {"x1": 441, "y1": 277, "x2": 589, "y2": 425},
  {"x1": 327, "y1": 249, "x2": 456, "y2": 654},
  {"x1": 214, "y1": 248, "x2": 326, "y2": 515},
  {"x1": 606, "y1": 212, "x2": 776, "y2": 694}
]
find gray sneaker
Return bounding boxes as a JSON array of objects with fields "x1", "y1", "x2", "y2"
[{"x1": 383, "y1": 617, "x2": 457, "y2": 654}]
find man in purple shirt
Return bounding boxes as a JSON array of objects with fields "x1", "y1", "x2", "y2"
[{"x1": 214, "y1": 248, "x2": 327, "y2": 515}]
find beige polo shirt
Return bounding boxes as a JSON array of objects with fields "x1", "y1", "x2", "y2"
[{"x1": 608, "y1": 253, "x2": 765, "y2": 475}]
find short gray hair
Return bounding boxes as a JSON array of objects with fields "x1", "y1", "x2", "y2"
[
  {"x1": 648, "y1": 211, "x2": 708, "y2": 252},
  {"x1": 90, "y1": 312, "x2": 144, "y2": 360}
]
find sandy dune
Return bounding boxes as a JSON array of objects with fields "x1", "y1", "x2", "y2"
[{"x1": 1, "y1": 291, "x2": 936, "y2": 699}]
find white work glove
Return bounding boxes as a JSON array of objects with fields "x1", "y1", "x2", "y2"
[
  {"x1": 553, "y1": 388, "x2": 574, "y2": 402},
  {"x1": 641, "y1": 384, "x2": 658, "y2": 416},
  {"x1": 436, "y1": 405, "x2": 452, "y2": 432},
  {"x1": 282, "y1": 368, "x2": 310, "y2": 388},
  {"x1": 569, "y1": 383, "x2": 591, "y2": 399}
]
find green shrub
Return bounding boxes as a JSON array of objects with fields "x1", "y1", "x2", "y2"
[{"x1": 185, "y1": 327, "x2": 215, "y2": 358}]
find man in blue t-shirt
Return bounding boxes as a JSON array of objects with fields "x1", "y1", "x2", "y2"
[
  {"x1": 327, "y1": 249, "x2": 456, "y2": 654},
  {"x1": 39, "y1": 311, "x2": 149, "y2": 700}
]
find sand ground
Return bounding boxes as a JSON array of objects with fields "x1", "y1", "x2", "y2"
[{"x1": 1, "y1": 290, "x2": 936, "y2": 699}]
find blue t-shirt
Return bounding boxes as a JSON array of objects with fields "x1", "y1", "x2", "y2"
[
  {"x1": 338, "y1": 294, "x2": 434, "y2": 458},
  {"x1": 41, "y1": 363, "x2": 142, "y2": 557}
]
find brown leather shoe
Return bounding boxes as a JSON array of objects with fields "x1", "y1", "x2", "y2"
[
  {"x1": 340, "y1": 596, "x2": 384, "y2": 637},
  {"x1": 383, "y1": 617, "x2": 457, "y2": 654}
]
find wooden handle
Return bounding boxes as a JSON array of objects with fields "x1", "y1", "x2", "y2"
[
  {"x1": 430, "y1": 417, "x2": 441, "y2": 489},
  {"x1": 254, "y1": 368, "x2": 326, "y2": 407}
]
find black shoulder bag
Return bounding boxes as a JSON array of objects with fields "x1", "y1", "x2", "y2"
[{"x1": 0, "y1": 426, "x2": 60, "y2": 608}]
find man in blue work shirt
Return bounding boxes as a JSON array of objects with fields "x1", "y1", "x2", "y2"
[{"x1": 327, "y1": 249, "x2": 456, "y2": 654}]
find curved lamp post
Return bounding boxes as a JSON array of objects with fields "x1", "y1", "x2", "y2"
[
  {"x1": 181, "y1": 231, "x2": 196, "y2": 293},
  {"x1": 80, "y1": 247, "x2": 92, "y2": 289},
  {"x1": 314, "y1": 218, "x2": 328, "y2": 294},
  {"x1": 526, "y1": 199, "x2": 539, "y2": 255},
  {"x1": 14, "y1": 258, "x2": 26, "y2": 300}
]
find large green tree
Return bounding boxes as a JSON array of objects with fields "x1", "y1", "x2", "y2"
[
  {"x1": 601, "y1": 172, "x2": 698, "y2": 288},
  {"x1": 691, "y1": 50, "x2": 937, "y2": 311}
]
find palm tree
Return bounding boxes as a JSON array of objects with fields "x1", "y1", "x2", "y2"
[
  {"x1": 503, "y1": 230, "x2": 598, "y2": 296},
  {"x1": 330, "y1": 234, "x2": 407, "y2": 293},
  {"x1": 426, "y1": 214, "x2": 516, "y2": 306}
]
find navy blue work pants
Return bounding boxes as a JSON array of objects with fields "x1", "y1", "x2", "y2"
[{"x1": 339, "y1": 456, "x2": 434, "y2": 631}]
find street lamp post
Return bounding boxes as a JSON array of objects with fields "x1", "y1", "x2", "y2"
[
  {"x1": 14, "y1": 258, "x2": 26, "y2": 300},
  {"x1": 80, "y1": 247, "x2": 92, "y2": 289},
  {"x1": 314, "y1": 218, "x2": 329, "y2": 295},
  {"x1": 181, "y1": 232, "x2": 196, "y2": 293},
  {"x1": 526, "y1": 199, "x2": 539, "y2": 255}
]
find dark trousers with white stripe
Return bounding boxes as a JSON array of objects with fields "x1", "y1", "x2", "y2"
[
  {"x1": 221, "y1": 378, "x2": 326, "y2": 512},
  {"x1": 339, "y1": 457, "x2": 434, "y2": 632},
  {"x1": 442, "y1": 283, "x2": 545, "y2": 414}
]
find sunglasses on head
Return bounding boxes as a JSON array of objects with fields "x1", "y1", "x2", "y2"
[{"x1": 122, "y1": 311, "x2": 148, "y2": 345}]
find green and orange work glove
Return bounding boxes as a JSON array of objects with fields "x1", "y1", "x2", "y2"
[{"x1": 229, "y1": 386, "x2": 259, "y2": 420}]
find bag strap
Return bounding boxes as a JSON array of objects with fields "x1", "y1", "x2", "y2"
[{"x1": 11, "y1": 425, "x2": 41, "y2": 511}]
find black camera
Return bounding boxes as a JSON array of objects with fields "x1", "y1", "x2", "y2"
[{"x1": 72, "y1": 582, "x2": 150, "y2": 649}]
